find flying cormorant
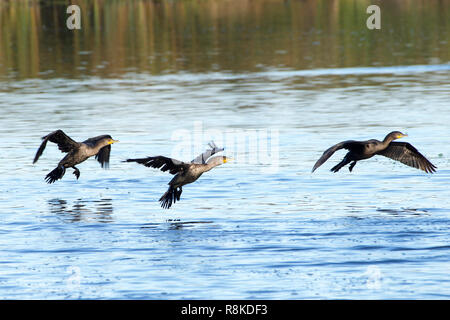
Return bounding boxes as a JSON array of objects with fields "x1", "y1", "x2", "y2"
[
  {"x1": 33, "y1": 130, "x2": 119, "y2": 183},
  {"x1": 125, "y1": 142, "x2": 228, "y2": 209},
  {"x1": 312, "y1": 131, "x2": 436, "y2": 174}
]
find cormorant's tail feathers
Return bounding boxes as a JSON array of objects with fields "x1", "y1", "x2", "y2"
[{"x1": 45, "y1": 166, "x2": 66, "y2": 184}]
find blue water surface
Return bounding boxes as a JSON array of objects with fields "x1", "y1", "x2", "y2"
[{"x1": 0, "y1": 65, "x2": 449, "y2": 299}]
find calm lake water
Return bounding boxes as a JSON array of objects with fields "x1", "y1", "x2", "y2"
[{"x1": 0, "y1": 0, "x2": 449, "y2": 299}]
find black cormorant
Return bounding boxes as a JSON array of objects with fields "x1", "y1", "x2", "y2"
[
  {"x1": 312, "y1": 131, "x2": 436, "y2": 173},
  {"x1": 33, "y1": 130, "x2": 119, "y2": 183},
  {"x1": 125, "y1": 142, "x2": 228, "y2": 209}
]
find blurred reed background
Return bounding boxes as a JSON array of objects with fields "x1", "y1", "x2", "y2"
[{"x1": 0, "y1": 0, "x2": 448, "y2": 80}]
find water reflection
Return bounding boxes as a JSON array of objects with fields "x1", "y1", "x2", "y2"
[
  {"x1": 140, "y1": 219, "x2": 213, "y2": 230},
  {"x1": 48, "y1": 198, "x2": 114, "y2": 223},
  {"x1": 376, "y1": 207, "x2": 429, "y2": 216},
  {"x1": 166, "y1": 220, "x2": 213, "y2": 230}
]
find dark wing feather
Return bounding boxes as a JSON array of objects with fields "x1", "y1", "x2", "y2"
[
  {"x1": 33, "y1": 130, "x2": 79, "y2": 164},
  {"x1": 377, "y1": 142, "x2": 436, "y2": 173},
  {"x1": 95, "y1": 145, "x2": 111, "y2": 168},
  {"x1": 125, "y1": 156, "x2": 189, "y2": 175},
  {"x1": 33, "y1": 138, "x2": 49, "y2": 164},
  {"x1": 312, "y1": 140, "x2": 358, "y2": 172},
  {"x1": 191, "y1": 141, "x2": 224, "y2": 164}
]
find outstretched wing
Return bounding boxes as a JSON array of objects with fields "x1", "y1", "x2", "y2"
[
  {"x1": 377, "y1": 142, "x2": 436, "y2": 173},
  {"x1": 125, "y1": 156, "x2": 189, "y2": 175},
  {"x1": 33, "y1": 130, "x2": 80, "y2": 164},
  {"x1": 95, "y1": 145, "x2": 111, "y2": 168},
  {"x1": 311, "y1": 140, "x2": 358, "y2": 173},
  {"x1": 191, "y1": 141, "x2": 224, "y2": 164}
]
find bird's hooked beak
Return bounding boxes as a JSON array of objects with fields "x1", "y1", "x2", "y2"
[
  {"x1": 223, "y1": 157, "x2": 232, "y2": 164},
  {"x1": 109, "y1": 139, "x2": 119, "y2": 145},
  {"x1": 397, "y1": 133, "x2": 408, "y2": 139}
]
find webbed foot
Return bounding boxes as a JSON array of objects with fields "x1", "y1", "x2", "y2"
[{"x1": 72, "y1": 167, "x2": 80, "y2": 180}]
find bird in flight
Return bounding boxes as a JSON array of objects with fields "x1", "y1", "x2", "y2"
[
  {"x1": 33, "y1": 130, "x2": 119, "y2": 183},
  {"x1": 125, "y1": 141, "x2": 229, "y2": 209},
  {"x1": 312, "y1": 131, "x2": 436, "y2": 174}
]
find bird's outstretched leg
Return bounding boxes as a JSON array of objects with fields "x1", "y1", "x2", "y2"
[
  {"x1": 72, "y1": 166, "x2": 80, "y2": 180},
  {"x1": 330, "y1": 157, "x2": 351, "y2": 173},
  {"x1": 176, "y1": 187, "x2": 182, "y2": 201},
  {"x1": 172, "y1": 187, "x2": 183, "y2": 204},
  {"x1": 349, "y1": 161, "x2": 357, "y2": 172}
]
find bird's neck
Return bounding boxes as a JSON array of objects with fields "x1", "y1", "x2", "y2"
[
  {"x1": 381, "y1": 135, "x2": 395, "y2": 147},
  {"x1": 203, "y1": 162, "x2": 220, "y2": 173}
]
